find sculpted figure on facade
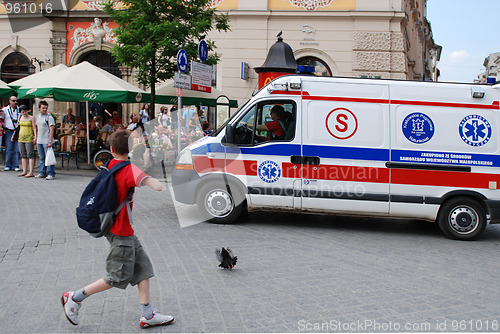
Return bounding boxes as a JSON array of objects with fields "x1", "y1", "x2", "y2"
[{"x1": 71, "y1": 17, "x2": 115, "y2": 52}]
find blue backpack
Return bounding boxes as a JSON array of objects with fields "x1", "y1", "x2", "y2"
[{"x1": 76, "y1": 160, "x2": 134, "y2": 237}]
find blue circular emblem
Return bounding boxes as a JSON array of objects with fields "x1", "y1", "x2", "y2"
[
  {"x1": 459, "y1": 114, "x2": 492, "y2": 147},
  {"x1": 198, "y1": 40, "x2": 208, "y2": 62},
  {"x1": 402, "y1": 112, "x2": 435, "y2": 144},
  {"x1": 258, "y1": 160, "x2": 281, "y2": 183},
  {"x1": 176, "y1": 49, "x2": 189, "y2": 73}
]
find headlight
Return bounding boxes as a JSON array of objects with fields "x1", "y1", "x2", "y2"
[{"x1": 175, "y1": 148, "x2": 194, "y2": 170}]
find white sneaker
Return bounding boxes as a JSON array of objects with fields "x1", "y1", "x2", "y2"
[
  {"x1": 139, "y1": 312, "x2": 174, "y2": 328},
  {"x1": 46, "y1": 175, "x2": 55, "y2": 180},
  {"x1": 61, "y1": 291, "x2": 81, "y2": 326},
  {"x1": 14, "y1": 167, "x2": 21, "y2": 172},
  {"x1": 4, "y1": 167, "x2": 11, "y2": 171},
  {"x1": 34, "y1": 174, "x2": 45, "y2": 178}
]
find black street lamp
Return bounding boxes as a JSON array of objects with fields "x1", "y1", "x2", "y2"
[{"x1": 29, "y1": 57, "x2": 44, "y2": 74}]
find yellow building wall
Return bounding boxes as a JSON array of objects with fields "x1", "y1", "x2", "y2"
[{"x1": 268, "y1": 0, "x2": 356, "y2": 11}]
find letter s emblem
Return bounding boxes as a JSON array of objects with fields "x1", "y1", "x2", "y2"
[{"x1": 335, "y1": 113, "x2": 348, "y2": 132}]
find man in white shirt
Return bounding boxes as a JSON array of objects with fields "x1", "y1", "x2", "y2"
[
  {"x1": 35, "y1": 100, "x2": 56, "y2": 180},
  {"x1": 0, "y1": 96, "x2": 21, "y2": 171}
]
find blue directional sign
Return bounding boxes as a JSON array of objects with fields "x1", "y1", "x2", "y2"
[
  {"x1": 198, "y1": 40, "x2": 208, "y2": 63},
  {"x1": 177, "y1": 49, "x2": 189, "y2": 73}
]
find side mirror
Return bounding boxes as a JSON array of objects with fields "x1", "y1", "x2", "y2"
[{"x1": 222, "y1": 125, "x2": 235, "y2": 145}]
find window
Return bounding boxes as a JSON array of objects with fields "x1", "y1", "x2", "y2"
[
  {"x1": 233, "y1": 100, "x2": 296, "y2": 146},
  {"x1": 297, "y1": 56, "x2": 331, "y2": 76},
  {"x1": 1, "y1": 52, "x2": 30, "y2": 83}
]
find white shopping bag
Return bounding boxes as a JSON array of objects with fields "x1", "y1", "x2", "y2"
[{"x1": 45, "y1": 147, "x2": 57, "y2": 166}]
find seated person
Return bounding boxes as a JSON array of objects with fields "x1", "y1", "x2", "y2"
[
  {"x1": 250, "y1": 105, "x2": 287, "y2": 141},
  {"x1": 101, "y1": 118, "x2": 114, "y2": 132},
  {"x1": 88, "y1": 118, "x2": 99, "y2": 140},
  {"x1": 74, "y1": 116, "x2": 85, "y2": 132},
  {"x1": 111, "y1": 111, "x2": 123, "y2": 126},
  {"x1": 62, "y1": 108, "x2": 76, "y2": 124}
]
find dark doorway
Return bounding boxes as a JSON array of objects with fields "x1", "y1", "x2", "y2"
[{"x1": 77, "y1": 50, "x2": 123, "y2": 124}]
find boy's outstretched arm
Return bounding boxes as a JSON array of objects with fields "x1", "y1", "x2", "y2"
[{"x1": 141, "y1": 177, "x2": 163, "y2": 191}]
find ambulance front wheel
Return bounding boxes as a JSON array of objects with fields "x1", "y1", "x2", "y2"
[
  {"x1": 196, "y1": 182, "x2": 246, "y2": 224},
  {"x1": 438, "y1": 197, "x2": 487, "y2": 240}
]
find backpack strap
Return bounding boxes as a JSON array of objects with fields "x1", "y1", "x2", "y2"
[
  {"x1": 113, "y1": 188, "x2": 135, "y2": 223},
  {"x1": 103, "y1": 160, "x2": 130, "y2": 173}
]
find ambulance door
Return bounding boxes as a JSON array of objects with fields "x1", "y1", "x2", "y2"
[
  {"x1": 226, "y1": 99, "x2": 302, "y2": 209},
  {"x1": 300, "y1": 82, "x2": 390, "y2": 214}
]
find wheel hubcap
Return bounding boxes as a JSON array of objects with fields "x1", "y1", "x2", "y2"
[
  {"x1": 206, "y1": 190, "x2": 233, "y2": 217},
  {"x1": 449, "y1": 206, "x2": 478, "y2": 234}
]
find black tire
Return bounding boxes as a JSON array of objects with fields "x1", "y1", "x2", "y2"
[
  {"x1": 196, "y1": 182, "x2": 246, "y2": 224},
  {"x1": 438, "y1": 197, "x2": 487, "y2": 240},
  {"x1": 93, "y1": 149, "x2": 113, "y2": 170}
]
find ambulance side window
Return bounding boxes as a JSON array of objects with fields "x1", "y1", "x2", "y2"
[{"x1": 233, "y1": 100, "x2": 296, "y2": 146}]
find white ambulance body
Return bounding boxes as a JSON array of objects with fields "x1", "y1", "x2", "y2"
[{"x1": 172, "y1": 75, "x2": 500, "y2": 240}]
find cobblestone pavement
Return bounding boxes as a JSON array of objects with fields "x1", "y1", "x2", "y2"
[{"x1": 1, "y1": 163, "x2": 500, "y2": 333}]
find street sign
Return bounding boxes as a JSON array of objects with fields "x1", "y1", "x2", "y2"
[
  {"x1": 176, "y1": 88, "x2": 182, "y2": 97},
  {"x1": 176, "y1": 49, "x2": 189, "y2": 73},
  {"x1": 198, "y1": 40, "x2": 208, "y2": 62},
  {"x1": 191, "y1": 60, "x2": 212, "y2": 93},
  {"x1": 174, "y1": 72, "x2": 191, "y2": 90}
]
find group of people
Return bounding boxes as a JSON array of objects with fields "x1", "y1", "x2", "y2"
[
  {"x1": 0, "y1": 96, "x2": 56, "y2": 179},
  {"x1": 0, "y1": 99, "x2": 216, "y2": 179}
]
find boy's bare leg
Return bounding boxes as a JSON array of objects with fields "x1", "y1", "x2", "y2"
[
  {"x1": 137, "y1": 278, "x2": 150, "y2": 304},
  {"x1": 84, "y1": 278, "x2": 112, "y2": 295}
]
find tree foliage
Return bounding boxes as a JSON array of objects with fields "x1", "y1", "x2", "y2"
[{"x1": 103, "y1": 0, "x2": 230, "y2": 104}]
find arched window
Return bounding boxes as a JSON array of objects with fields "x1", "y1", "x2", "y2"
[
  {"x1": 79, "y1": 50, "x2": 122, "y2": 78},
  {"x1": 1, "y1": 52, "x2": 30, "y2": 83},
  {"x1": 297, "y1": 56, "x2": 332, "y2": 76}
]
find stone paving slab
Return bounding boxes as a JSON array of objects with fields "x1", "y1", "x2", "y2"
[{"x1": 1, "y1": 163, "x2": 500, "y2": 333}]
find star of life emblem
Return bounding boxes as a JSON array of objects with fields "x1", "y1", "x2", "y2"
[
  {"x1": 258, "y1": 160, "x2": 281, "y2": 183},
  {"x1": 459, "y1": 115, "x2": 491, "y2": 147}
]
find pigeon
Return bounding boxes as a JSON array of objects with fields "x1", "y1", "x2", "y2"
[{"x1": 215, "y1": 247, "x2": 237, "y2": 269}]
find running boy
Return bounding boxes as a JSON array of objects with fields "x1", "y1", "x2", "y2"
[{"x1": 61, "y1": 130, "x2": 174, "y2": 328}]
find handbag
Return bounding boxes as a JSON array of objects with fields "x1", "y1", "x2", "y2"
[
  {"x1": 12, "y1": 126, "x2": 20, "y2": 142},
  {"x1": 45, "y1": 147, "x2": 57, "y2": 166}
]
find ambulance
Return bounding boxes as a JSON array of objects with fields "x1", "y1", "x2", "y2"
[{"x1": 172, "y1": 75, "x2": 500, "y2": 240}]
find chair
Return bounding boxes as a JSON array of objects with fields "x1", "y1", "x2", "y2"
[
  {"x1": 61, "y1": 124, "x2": 73, "y2": 133},
  {"x1": 56, "y1": 135, "x2": 79, "y2": 170},
  {"x1": 99, "y1": 131, "x2": 111, "y2": 145}
]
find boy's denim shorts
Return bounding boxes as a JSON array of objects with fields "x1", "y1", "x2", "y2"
[{"x1": 104, "y1": 233, "x2": 154, "y2": 289}]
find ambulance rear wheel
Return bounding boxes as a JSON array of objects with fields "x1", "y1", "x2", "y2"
[
  {"x1": 196, "y1": 182, "x2": 246, "y2": 224},
  {"x1": 438, "y1": 197, "x2": 486, "y2": 240}
]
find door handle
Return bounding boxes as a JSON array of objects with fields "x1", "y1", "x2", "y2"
[
  {"x1": 290, "y1": 156, "x2": 320, "y2": 165},
  {"x1": 291, "y1": 155, "x2": 302, "y2": 164},
  {"x1": 302, "y1": 156, "x2": 320, "y2": 165}
]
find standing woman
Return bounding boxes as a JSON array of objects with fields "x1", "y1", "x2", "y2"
[
  {"x1": 139, "y1": 103, "x2": 150, "y2": 124},
  {"x1": 159, "y1": 106, "x2": 170, "y2": 129},
  {"x1": 15, "y1": 105, "x2": 37, "y2": 177}
]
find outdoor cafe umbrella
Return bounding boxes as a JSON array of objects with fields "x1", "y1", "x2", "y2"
[
  {"x1": 16, "y1": 61, "x2": 151, "y2": 164},
  {"x1": 8, "y1": 64, "x2": 68, "y2": 89},
  {"x1": 0, "y1": 79, "x2": 15, "y2": 98}
]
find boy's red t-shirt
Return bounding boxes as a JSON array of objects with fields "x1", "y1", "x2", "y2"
[{"x1": 107, "y1": 159, "x2": 150, "y2": 236}]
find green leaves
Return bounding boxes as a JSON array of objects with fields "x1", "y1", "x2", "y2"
[{"x1": 104, "y1": 0, "x2": 230, "y2": 91}]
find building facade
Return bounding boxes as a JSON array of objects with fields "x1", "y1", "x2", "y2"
[
  {"x1": 0, "y1": 0, "x2": 440, "y2": 118},
  {"x1": 476, "y1": 52, "x2": 500, "y2": 84}
]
